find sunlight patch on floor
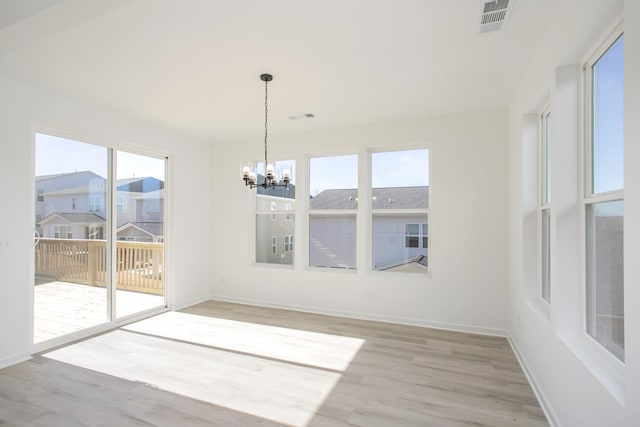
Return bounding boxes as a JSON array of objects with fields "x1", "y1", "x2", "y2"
[
  {"x1": 44, "y1": 312, "x2": 365, "y2": 426},
  {"x1": 123, "y1": 311, "x2": 364, "y2": 371}
]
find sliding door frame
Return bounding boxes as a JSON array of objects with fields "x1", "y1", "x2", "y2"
[{"x1": 30, "y1": 124, "x2": 170, "y2": 354}]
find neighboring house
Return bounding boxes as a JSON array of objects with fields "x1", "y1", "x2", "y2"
[
  {"x1": 255, "y1": 180, "x2": 296, "y2": 264},
  {"x1": 35, "y1": 171, "x2": 106, "y2": 233},
  {"x1": 36, "y1": 172, "x2": 164, "y2": 242},
  {"x1": 40, "y1": 213, "x2": 105, "y2": 240},
  {"x1": 309, "y1": 186, "x2": 429, "y2": 270},
  {"x1": 116, "y1": 222, "x2": 164, "y2": 243}
]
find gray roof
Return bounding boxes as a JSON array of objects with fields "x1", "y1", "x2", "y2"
[
  {"x1": 40, "y1": 212, "x2": 105, "y2": 224},
  {"x1": 117, "y1": 222, "x2": 164, "y2": 236},
  {"x1": 36, "y1": 171, "x2": 105, "y2": 192},
  {"x1": 310, "y1": 186, "x2": 428, "y2": 210}
]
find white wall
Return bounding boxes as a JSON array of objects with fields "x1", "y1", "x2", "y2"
[
  {"x1": 0, "y1": 75, "x2": 213, "y2": 367},
  {"x1": 507, "y1": 0, "x2": 640, "y2": 425},
  {"x1": 211, "y1": 109, "x2": 509, "y2": 334}
]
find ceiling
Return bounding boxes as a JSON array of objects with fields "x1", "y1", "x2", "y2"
[{"x1": 0, "y1": 0, "x2": 557, "y2": 142}]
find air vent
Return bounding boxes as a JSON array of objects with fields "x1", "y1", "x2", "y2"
[
  {"x1": 288, "y1": 113, "x2": 315, "y2": 120},
  {"x1": 480, "y1": 0, "x2": 511, "y2": 33}
]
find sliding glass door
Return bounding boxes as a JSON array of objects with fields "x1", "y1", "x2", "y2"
[
  {"x1": 34, "y1": 134, "x2": 109, "y2": 342},
  {"x1": 115, "y1": 150, "x2": 166, "y2": 318},
  {"x1": 33, "y1": 133, "x2": 166, "y2": 345}
]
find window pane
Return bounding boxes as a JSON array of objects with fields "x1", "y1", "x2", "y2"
[
  {"x1": 257, "y1": 214, "x2": 294, "y2": 265},
  {"x1": 406, "y1": 224, "x2": 419, "y2": 235},
  {"x1": 255, "y1": 160, "x2": 296, "y2": 212},
  {"x1": 541, "y1": 209, "x2": 551, "y2": 303},
  {"x1": 254, "y1": 159, "x2": 295, "y2": 266},
  {"x1": 115, "y1": 150, "x2": 166, "y2": 318},
  {"x1": 371, "y1": 149, "x2": 429, "y2": 209},
  {"x1": 373, "y1": 214, "x2": 428, "y2": 273},
  {"x1": 586, "y1": 200, "x2": 624, "y2": 361},
  {"x1": 405, "y1": 237, "x2": 419, "y2": 248},
  {"x1": 371, "y1": 149, "x2": 429, "y2": 274},
  {"x1": 592, "y1": 35, "x2": 624, "y2": 194},
  {"x1": 309, "y1": 155, "x2": 358, "y2": 210},
  {"x1": 309, "y1": 214, "x2": 356, "y2": 269},
  {"x1": 544, "y1": 112, "x2": 551, "y2": 204},
  {"x1": 34, "y1": 133, "x2": 108, "y2": 342}
]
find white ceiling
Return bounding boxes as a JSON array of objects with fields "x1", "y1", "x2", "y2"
[{"x1": 0, "y1": 0, "x2": 557, "y2": 142}]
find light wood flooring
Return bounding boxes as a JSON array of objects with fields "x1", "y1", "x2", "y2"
[{"x1": 0, "y1": 300, "x2": 548, "y2": 426}]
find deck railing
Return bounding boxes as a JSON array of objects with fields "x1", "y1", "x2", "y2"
[{"x1": 35, "y1": 238, "x2": 164, "y2": 295}]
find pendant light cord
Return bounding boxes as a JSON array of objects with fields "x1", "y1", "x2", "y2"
[{"x1": 264, "y1": 78, "x2": 269, "y2": 172}]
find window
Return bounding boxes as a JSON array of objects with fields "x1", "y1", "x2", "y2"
[
  {"x1": 585, "y1": 33, "x2": 624, "y2": 361},
  {"x1": 405, "y1": 223, "x2": 428, "y2": 249},
  {"x1": 54, "y1": 225, "x2": 72, "y2": 239},
  {"x1": 72, "y1": 198, "x2": 76, "y2": 210},
  {"x1": 372, "y1": 148, "x2": 429, "y2": 273},
  {"x1": 86, "y1": 226, "x2": 104, "y2": 240},
  {"x1": 254, "y1": 160, "x2": 295, "y2": 265},
  {"x1": 116, "y1": 196, "x2": 125, "y2": 213},
  {"x1": 37, "y1": 189, "x2": 44, "y2": 202},
  {"x1": 284, "y1": 235, "x2": 293, "y2": 252},
  {"x1": 88, "y1": 196, "x2": 102, "y2": 212},
  {"x1": 405, "y1": 224, "x2": 419, "y2": 248},
  {"x1": 422, "y1": 223, "x2": 428, "y2": 248},
  {"x1": 309, "y1": 154, "x2": 358, "y2": 269},
  {"x1": 540, "y1": 107, "x2": 552, "y2": 303}
]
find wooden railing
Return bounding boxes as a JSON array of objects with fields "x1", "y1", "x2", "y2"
[{"x1": 35, "y1": 239, "x2": 164, "y2": 295}]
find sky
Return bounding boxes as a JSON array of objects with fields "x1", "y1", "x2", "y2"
[
  {"x1": 35, "y1": 133, "x2": 165, "y2": 180},
  {"x1": 37, "y1": 133, "x2": 428, "y2": 195},
  {"x1": 592, "y1": 34, "x2": 624, "y2": 195},
  {"x1": 254, "y1": 149, "x2": 429, "y2": 197}
]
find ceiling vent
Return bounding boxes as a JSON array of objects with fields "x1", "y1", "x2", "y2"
[
  {"x1": 479, "y1": 0, "x2": 511, "y2": 33},
  {"x1": 288, "y1": 113, "x2": 315, "y2": 120}
]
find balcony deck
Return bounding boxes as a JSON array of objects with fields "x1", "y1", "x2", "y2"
[{"x1": 34, "y1": 281, "x2": 164, "y2": 343}]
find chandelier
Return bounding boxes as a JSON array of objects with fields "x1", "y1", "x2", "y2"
[{"x1": 242, "y1": 73, "x2": 291, "y2": 189}]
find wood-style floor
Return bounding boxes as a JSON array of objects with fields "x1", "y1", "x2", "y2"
[{"x1": 0, "y1": 300, "x2": 548, "y2": 426}]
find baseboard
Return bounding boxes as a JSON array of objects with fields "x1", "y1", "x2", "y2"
[
  {"x1": 0, "y1": 352, "x2": 31, "y2": 370},
  {"x1": 507, "y1": 334, "x2": 559, "y2": 427},
  {"x1": 172, "y1": 294, "x2": 211, "y2": 312},
  {"x1": 209, "y1": 294, "x2": 508, "y2": 337}
]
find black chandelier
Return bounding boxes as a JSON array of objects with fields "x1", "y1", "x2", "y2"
[{"x1": 242, "y1": 73, "x2": 291, "y2": 189}]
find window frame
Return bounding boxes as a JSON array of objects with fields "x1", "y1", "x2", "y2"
[
  {"x1": 369, "y1": 146, "x2": 430, "y2": 275},
  {"x1": 251, "y1": 158, "x2": 297, "y2": 267},
  {"x1": 307, "y1": 153, "x2": 358, "y2": 270},
  {"x1": 582, "y1": 27, "x2": 625, "y2": 363},
  {"x1": 539, "y1": 106, "x2": 552, "y2": 304}
]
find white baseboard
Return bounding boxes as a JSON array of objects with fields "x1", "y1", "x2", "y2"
[
  {"x1": 0, "y1": 352, "x2": 31, "y2": 370},
  {"x1": 172, "y1": 294, "x2": 211, "y2": 312},
  {"x1": 208, "y1": 294, "x2": 508, "y2": 337},
  {"x1": 507, "y1": 334, "x2": 559, "y2": 427}
]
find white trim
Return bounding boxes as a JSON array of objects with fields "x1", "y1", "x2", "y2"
[
  {"x1": 209, "y1": 295, "x2": 507, "y2": 337},
  {"x1": 507, "y1": 334, "x2": 559, "y2": 427},
  {"x1": 171, "y1": 295, "x2": 210, "y2": 312},
  {"x1": 0, "y1": 353, "x2": 32, "y2": 370}
]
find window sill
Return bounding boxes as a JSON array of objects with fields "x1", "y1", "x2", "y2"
[{"x1": 558, "y1": 330, "x2": 625, "y2": 405}]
